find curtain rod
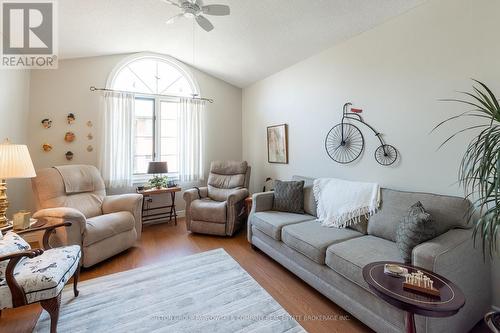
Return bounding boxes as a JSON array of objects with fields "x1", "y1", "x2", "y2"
[{"x1": 89, "y1": 86, "x2": 214, "y2": 103}]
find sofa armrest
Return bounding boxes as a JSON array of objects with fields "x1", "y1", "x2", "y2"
[
  {"x1": 102, "y1": 194, "x2": 143, "y2": 239},
  {"x1": 413, "y1": 229, "x2": 491, "y2": 325},
  {"x1": 251, "y1": 192, "x2": 274, "y2": 213},
  {"x1": 33, "y1": 208, "x2": 86, "y2": 248},
  {"x1": 183, "y1": 187, "x2": 208, "y2": 203},
  {"x1": 227, "y1": 188, "x2": 249, "y2": 206},
  {"x1": 247, "y1": 192, "x2": 274, "y2": 243},
  {"x1": 183, "y1": 187, "x2": 208, "y2": 230},
  {"x1": 33, "y1": 207, "x2": 86, "y2": 222}
]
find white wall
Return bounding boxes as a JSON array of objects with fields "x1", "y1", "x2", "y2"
[
  {"x1": 28, "y1": 54, "x2": 242, "y2": 210},
  {"x1": 242, "y1": 0, "x2": 500, "y2": 307},
  {"x1": 0, "y1": 70, "x2": 32, "y2": 218}
]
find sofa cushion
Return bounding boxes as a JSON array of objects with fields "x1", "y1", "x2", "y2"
[
  {"x1": 273, "y1": 180, "x2": 305, "y2": 214},
  {"x1": 348, "y1": 215, "x2": 369, "y2": 234},
  {"x1": 292, "y1": 175, "x2": 317, "y2": 217},
  {"x1": 84, "y1": 211, "x2": 135, "y2": 246},
  {"x1": 282, "y1": 221, "x2": 363, "y2": 264},
  {"x1": 191, "y1": 199, "x2": 227, "y2": 223},
  {"x1": 368, "y1": 188, "x2": 471, "y2": 242},
  {"x1": 325, "y1": 236, "x2": 402, "y2": 288},
  {"x1": 250, "y1": 211, "x2": 315, "y2": 241}
]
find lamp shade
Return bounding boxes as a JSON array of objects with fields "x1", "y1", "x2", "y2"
[
  {"x1": 147, "y1": 161, "x2": 168, "y2": 174},
  {"x1": 0, "y1": 141, "x2": 36, "y2": 179}
]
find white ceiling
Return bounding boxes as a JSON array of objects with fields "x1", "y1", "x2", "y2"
[{"x1": 59, "y1": 0, "x2": 426, "y2": 87}]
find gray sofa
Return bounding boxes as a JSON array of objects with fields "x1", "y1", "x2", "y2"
[{"x1": 247, "y1": 176, "x2": 491, "y2": 333}]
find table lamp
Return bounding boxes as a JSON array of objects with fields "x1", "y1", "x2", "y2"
[
  {"x1": 147, "y1": 161, "x2": 168, "y2": 175},
  {"x1": 0, "y1": 139, "x2": 36, "y2": 228}
]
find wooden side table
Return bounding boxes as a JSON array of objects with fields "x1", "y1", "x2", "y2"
[
  {"x1": 363, "y1": 261, "x2": 465, "y2": 333},
  {"x1": 1, "y1": 219, "x2": 46, "y2": 248},
  {"x1": 136, "y1": 187, "x2": 181, "y2": 229},
  {"x1": 244, "y1": 196, "x2": 253, "y2": 217}
]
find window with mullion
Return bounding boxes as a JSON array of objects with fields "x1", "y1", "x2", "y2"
[{"x1": 133, "y1": 97, "x2": 180, "y2": 178}]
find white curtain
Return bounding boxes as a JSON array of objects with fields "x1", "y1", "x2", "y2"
[
  {"x1": 99, "y1": 91, "x2": 135, "y2": 189},
  {"x1": 177, "y1": 98, "x2": 205, "y2": 182}
]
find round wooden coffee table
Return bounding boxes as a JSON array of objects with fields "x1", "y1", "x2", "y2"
[{"x1": 362, "y1": 261, "x2": 465, "y2": 333}]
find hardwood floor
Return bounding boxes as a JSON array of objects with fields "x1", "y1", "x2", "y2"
[{"x1": 0, "y1": 219, "x2": 488, "y2": 333}]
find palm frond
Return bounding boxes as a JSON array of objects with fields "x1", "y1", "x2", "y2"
[{"x1": 437, "y1": 79, "x2": 500, "y2": 256}]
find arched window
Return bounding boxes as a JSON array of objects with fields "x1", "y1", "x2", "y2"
[
  {"x1": 109, "y1": 54, "x2": 199, "y2": 97},
  {"x1": 107, "y1": 54, "x2": 200, "y2": 176}
]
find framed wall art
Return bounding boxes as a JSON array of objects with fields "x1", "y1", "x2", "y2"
[{"x1": 267, "y1": 124, "x2": 288, "y2": 164}]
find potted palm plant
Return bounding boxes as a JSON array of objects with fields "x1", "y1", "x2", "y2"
[{"x1": 434, "y1": 80, "x2": 499, "y2": 332}]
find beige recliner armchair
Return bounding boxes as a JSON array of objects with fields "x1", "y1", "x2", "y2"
[
  {"x1": 31, "y1": 165, "x2": 142, "y2": 267},
  {"x1": 184, "y1": 161, "x2": 251, "y2": 236}
]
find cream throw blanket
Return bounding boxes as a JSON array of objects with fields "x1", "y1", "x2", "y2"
[
  {"x1": 53, "y1": 165, "x2": 95, "y2": 194},
  {"x1": 313, "y1": 178, "x2": 380, "y2": 228}
]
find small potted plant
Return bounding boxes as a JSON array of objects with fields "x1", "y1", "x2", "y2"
[{"x1": 148, "y1": 175, "x2": 168, "y2": 190}]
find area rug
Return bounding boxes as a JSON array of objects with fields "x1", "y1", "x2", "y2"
[{"x1": 34, "y1": 248, "x2": 306, "y2": 333}]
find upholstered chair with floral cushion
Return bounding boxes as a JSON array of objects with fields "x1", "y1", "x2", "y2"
[
  {"x1": 0, "y1": 222, "x2": 81, "y2": 333},
  {"x1": 31, "y1": 165, "x2": 143, "y2": 267},
  {"x1": 184, "y1": 161, "x2": 251, "y2": 236}
]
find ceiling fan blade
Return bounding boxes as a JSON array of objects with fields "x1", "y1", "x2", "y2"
[
  {"x1": 196, "y1": 15, "x2": 214, "y2": 32},
  {"x1": 202, "y1": 4, "x2": 230, "y2": 16},
  {"x1": 166, "y1": 13, "x2": 183, "y2": 24}
]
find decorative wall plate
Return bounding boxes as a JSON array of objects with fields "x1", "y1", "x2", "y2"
[
  {"x1": 67, "y1": 113, "x2": 76, "y2": 124},
  {"x1": 87, "y1": 145, "x2": 93, "y2": 152},
  {"x1": 65, "y1": 151, "x2": 74, "y2": 160},
  {"x1": 64, "y1": 132, "x2": 75, "y2": 142},
  {"x1": 87, "y1": 133, "x2": 93, "y2": 140},
  {"x1": 42, "y1": 143, "x2": 53, "y2": 152},
  {"x1": 41, "y1": 118, "x2": 52, "y2": 129},
  {"x1": 86, "y1": 121, "x2": 93, "y2": 127}
]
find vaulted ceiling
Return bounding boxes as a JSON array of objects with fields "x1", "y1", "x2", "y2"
[{"x1": 59, "y1": 0, "x2": 426, "y2": 87}]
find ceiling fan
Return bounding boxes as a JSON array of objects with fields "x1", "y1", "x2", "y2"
[{"x1": 161, "y1": 0, "x2": 230, "y2": 32}]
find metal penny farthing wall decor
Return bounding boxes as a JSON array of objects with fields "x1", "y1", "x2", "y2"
[{"x1": 325, "y1": 102, "x2": 398, "y2": 166}]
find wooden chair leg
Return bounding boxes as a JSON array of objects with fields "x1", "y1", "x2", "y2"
[
  {"x1": 40, "y1": 293, "x2": 61, "y2": 333},
  {"x1": 73, "y1": 265, "x2": 81, "y2": 297}
]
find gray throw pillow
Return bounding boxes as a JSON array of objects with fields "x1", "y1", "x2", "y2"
[
  {"x1": 395, "y1": 201, "x2": 437, "y2": 263},
  {"x1": 273, "y1": 180, "x2": 305, "y2": 214}
]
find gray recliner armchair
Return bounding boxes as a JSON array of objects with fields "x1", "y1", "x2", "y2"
[{"x1": 184, "y1": 161, "x2": 251, "y2": 236}]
